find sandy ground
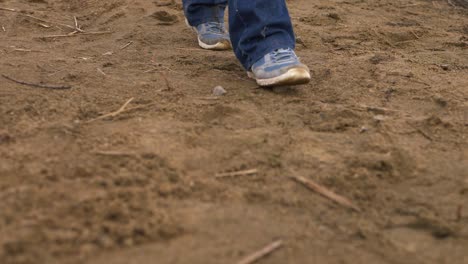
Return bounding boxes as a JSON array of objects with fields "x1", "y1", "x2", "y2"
[{"x1": 1, "y1": 0, "x2": 468, "y2": 263}]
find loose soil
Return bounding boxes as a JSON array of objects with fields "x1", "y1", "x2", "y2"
[{"x1": 1, "y1": 0, "x2": 467, "y2": 263}]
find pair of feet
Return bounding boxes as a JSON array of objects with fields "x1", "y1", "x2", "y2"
[{"x1": 191, "y1": 21, "x2": 311, "y2": 87}]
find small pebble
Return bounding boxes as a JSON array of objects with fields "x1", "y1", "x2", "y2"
[
  {"x1": 213, "y1": 86, "x2": 227, "y2": 96},
  {"x1": 373, "y1": 115, "x2": 386, "y2": 121},
  {"x1": 327, "y1": 13, "x2": 341, "y2": 20},
  {"x1": 440, "y1": 64, "x2": 450, "y2": 71},
  {"x1": 296, "y1": 37, "x2": 306, "y2": 46},
  {"x1": 434, "y1": 95, "x2": 448, "y2": 107}
]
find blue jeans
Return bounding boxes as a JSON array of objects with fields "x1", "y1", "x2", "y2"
[{"x1": 183, "y1": 0, "x2": 296, "y2": 70}]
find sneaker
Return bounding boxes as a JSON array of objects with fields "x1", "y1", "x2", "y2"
[
  {"x1": 248, "y1": 48, "x2": 311, "y2": 87},
  {"x1": 187, "y1": 19, "x2": 231, "y2": 50}
]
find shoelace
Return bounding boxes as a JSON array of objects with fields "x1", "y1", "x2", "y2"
[
  {"x1": 271, "y1": 49, "x2": 296, "y2": 63},
  {"x1": 203, "y1": 22, "x2": 226, "y2": 34}
]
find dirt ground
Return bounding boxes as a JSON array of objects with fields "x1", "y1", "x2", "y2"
[{"x1": 1, "y1": 0, "x2": 467, "y2": 263}]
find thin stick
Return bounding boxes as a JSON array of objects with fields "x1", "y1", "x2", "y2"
[
  {"x1": 372, "y1": 28, "x2": 397, "y2": 48},
  {"x1": 410, "y1": 30, "x2": 421, "y2": 39},
  {"x1": 216, "y1": 169, "x2": 258, "y2": 178},
  {"x1": 144, "y1": 65, "x2": 178, "y2": 73},
  {"x1": 123, "y1": 102, "x2": 157, "y2": 112},
  {"x1": 74, "y1": 16, "x2": 79, "y2": 29},
  {"x1": 160, "y1": 72, "x2": 173, "y2": 91},
  {"x1": 37, "y1": 22, "x2": 51, "y2": 28},
  {"x1": 408, "y1": 124, "x2": 433, "y2": 141},
  {"x1": 40, "y1": 31, "x2": 112, "y2": 39},
  {"x1": 1, "y1": 25, "x2": 5, "y2": 32},
  {"x1": 48, "y1": 70, "x2": 64, "y2": 76},
  {"x1": 67, "y1": 30, "x2": 79, "y2": 36},
  {"x1": 86, "y1": 98, "x2": 134, "y2": 123},
  {"x1": 97, "y1": 68, "x2": 107, "y2": 76},
  {"x1": 27, "y1": 14, "x2": 75, "y2": 30},
  {"x1": 73, "y1": 15, "x2": 84, "y2": 32},
  {"x1": 2, "y1": 74, "x2": 72, "y2": 89},
  {"x1": 289, "y1": 173, "x2": 361, "y2": 212},
  {"x1": 0, "y1": 7, "x2": 77, "y2": 31},
  {"x1": 237, "y1": 240, "x2": 283, "y2": 264},
  {"x1": 120, "y1": 41, "x2": 133, "y2": 50},
  {"x1": 195, "y1": 96, "x2": 220, "y2": 101},
  {"x1": 12, "y1": 48, "x2": 47, "y2": 53},
  {"x1": 0, "y1": 7, "x2": 17, "y2": 12}
]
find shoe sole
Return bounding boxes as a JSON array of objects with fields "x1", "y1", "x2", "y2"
[
  {"x1": 248, "y1": 67, "x2": 311, "y2": 87},
  {"x1": 198, "y1": 37, "x2": 232, "y2": 50}
]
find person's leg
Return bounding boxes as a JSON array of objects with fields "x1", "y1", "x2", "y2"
[
  {"x1": 228, "y1": 0, "x2": 295, "y2": 69},
  {"x1": 228, "y1": 0, "x2": 310, "y2": 86},
  {"x1": 183, "y1": 0, "x2": 231, "y2": 50},
  {"x1": 183, "y1": 0, "x2": 227, "y2": 26}
]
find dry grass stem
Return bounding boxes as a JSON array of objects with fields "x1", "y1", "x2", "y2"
[
  {"x1": 86, "y1": 98, "x2": 135, "y2": 123},
  {"x1": 237, "y1": 240, "x2": 283, "y2": 264},
  {"x1": 2, "y1": 74, "x2": 71, "y2": 89},
  {"x1": 289, "y1": 173, "x2": 361, "y2": 212},
  {"x1": 40, "y1": 31, "x2": 112, "y2": 39},
  {"x1": 0, "y1": 7, "x2": 77, "y2": 30},
  {"x1": 120, "y1": 41, "x2": 134, "y2": 50},
  {"x1": 216, "y1": 169, "x2": 258, "y2": 178},
  {"x1": 97, "y1": 68, "x2": 107, "y2": 76}
]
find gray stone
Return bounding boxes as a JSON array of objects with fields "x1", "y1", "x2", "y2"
[{"x1": 213, "y1": 86, "x2": 227, "y2": 96}]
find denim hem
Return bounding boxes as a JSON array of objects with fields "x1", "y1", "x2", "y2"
[{"x1": 187, "y1": 16, "x2": 225, "y2": 27}]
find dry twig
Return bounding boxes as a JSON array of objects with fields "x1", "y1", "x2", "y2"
[
  {"x1": 0, "y1": 7, "x2": 17, "y2": 12},
  {"x1": 0, "y1": 7, "x2": 113, "y2": 37},
  {"x1": 144, "y1": 65, "x2": 176, "y2": 73},
  {"x1": 195, "y1": 96, "x2": 221, "y2": 101},
  {"x1": 289, "y1": 173, "x2": 361, "y2": 212},
  {"x1": 216, "y1": 169, "x2": 258, "y2": 178},
  {"x1": 36, "y1": 23, "x2": 51, "y2": 28},
  {"x1": 410, "y1": 30, "x2": 421, "y2": 39},
  {"x1": 73, "y1": 16, "x2": 83, "y2": 32},
  {"x1": 0, "y1": 7, "x2": 76, "y2": 30},
  {"x1": 160, "y1": 72, "x2": 173, "y2": 91},
  {"x1": 124, "y1": 102, "x2": 157, "y2": 112},
  {"x1": 39, "y1": 31, "x2": 112, "y2": 39},
  {"x1": 12, "y1": 48, "x2": 47, "y2": 53},
  {"x1": 2, "y1": 74, "x2": 71, "y2": 89},
  {"x1": 371, "y1": 28, "x2": 397, "y2": 48},
  {"x1": 408, "y1": 123, "x2": 433, "y2": 141},
  {"x1": 97, "y1": 68, "x2": 107, "y2": 76},
  {"x1": 120, "y1": 41, "x2": 133, "y2": 50},
  {"x1": 237, "y1": 240, "x2": 283, "y2": 264},
  {"x1": 86, "y1": 98, "x2": 134, "y2": 123}
]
